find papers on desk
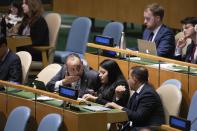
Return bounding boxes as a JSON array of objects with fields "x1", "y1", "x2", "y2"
[
  {"x1": 31, "y1": 95, "x2": 54, "y2": 101},
  {"x1": 148, "y1": 63, "x2": 183, "y2": 71},
  {"x1": 82, "y1": 105, "x2": 111, "y2": 112},
  {"x1": 148, "y1": 63, "x2": 197, "y2": 74}
]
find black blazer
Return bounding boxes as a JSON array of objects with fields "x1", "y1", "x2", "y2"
[
  {"x1": 122, "y1": 83, "x2": 165, "y2": 127},
  {"x1": 46, "y1": 66, "x2": 101, "y2": 97},
  {"x1": 143, "y1": 24, "x2": 175, "y2": 58},
  {"x1": 0, "y1": 50, "x2": 22, "y2": 83},
  {"x1": 96, "y1": 79, "x2": 130, "y2": 107},
  {"x1": 175, "y1": 41, "x2": 197, "y2": 64}
]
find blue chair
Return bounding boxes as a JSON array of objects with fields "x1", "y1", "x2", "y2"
[
  {"x1": 187, "y1": 90, "x2": 197, "y2": 130},
  {"x1": 54, "y1": 17, "x2": 92, "y2": 64},
  {"x1": 161, "y1": 79, "x2": 182, "y2": 90},
  {"x1": 102, "y1": 22, "x2": 124, "y2": 46},
  {"x1": 4, "y1": 106, "x2": 31, "y2": 131},
  {"x1": 37, "y1": 113, "x2": 62, "y2": 131}
]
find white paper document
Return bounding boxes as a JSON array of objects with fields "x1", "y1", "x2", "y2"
[{"x1": 82, "y1": 105, "x2": 111, "y2": 112}]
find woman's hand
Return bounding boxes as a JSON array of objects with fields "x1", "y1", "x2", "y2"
[
  {"x1": 82, "y1": 94, "x2": 97, "y2": 102},
  {"x1": 105, "y1": 102, "x2": 123, "y2": 110}
]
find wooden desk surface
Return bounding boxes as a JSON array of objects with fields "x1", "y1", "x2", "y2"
[
  {"x1": 0, "y1": 90, "x2": 128, "y2": 131},
  {"x1": 7, "y1": 36, "x2": 31, "y2": 52}
]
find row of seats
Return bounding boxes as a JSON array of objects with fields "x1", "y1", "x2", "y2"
[
  {"x1": 157, "y1": 79, "x2": 197, "y2": 130},
  {"x1": 4, "y1": 106, "x2": 62, "y2": 131},
  {"x1": 6, "y1": 57, "x2": 197, "y2": 130},
  {"x1": 30, "y1": 13, "x2": 124, "y2": 72}
]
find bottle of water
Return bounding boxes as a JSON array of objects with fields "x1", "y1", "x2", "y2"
[{"x1": 119, "y1": 32, "x2": 126, "y2": 58}]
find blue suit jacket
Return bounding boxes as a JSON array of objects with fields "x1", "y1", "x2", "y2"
[
  {"x1": 0, "y1": 50, "x2": 22, "y2": 83},
  {"x1": 122, "y1": 83, "x2": 165, "y2": 127},
  {"x1": 143, "y1": 25, "x2": 175, "y2": 58}
]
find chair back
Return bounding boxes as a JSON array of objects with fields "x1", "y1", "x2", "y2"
[
  {"x1": 102, "y1": 22, "x2": 124, "y2": 46},
  {"x1": 16, "y1": 51, "x2": 32, "y2": 84},
  {"x1": 37, "y1": 113, "x2": 62, "y2": 131},
  {"x1": 156, "y1": 84, "x2": 182, "y2": 124},
  {"x1": 36, "y1": 63, "x2": 61, "y2": 85},
  {"x1": 161, "y1": 79, "x2": 182, "y2": 90},
  {"x1": 4, "y1": 106, "x2": 31, "y2": 131},
  {"x1": 44, "y1": 13, "x2": 61, "y2": 63},
  {"x1": 66, "y1": 17, "x2": 92, "y2": 54},
  {"x1": 187, "y1": 90, "x2": 197, "y2": 130}
]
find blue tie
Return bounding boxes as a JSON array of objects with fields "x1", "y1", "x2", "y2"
[{"x1": 148, "y1": 32, "x2": 154, "y2": 41}]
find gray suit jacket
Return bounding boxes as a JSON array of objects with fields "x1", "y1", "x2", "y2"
[{"x1": 46, "y1": 66, "x2": 101, "y2": 97}]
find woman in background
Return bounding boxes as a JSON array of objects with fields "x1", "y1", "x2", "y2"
[
  {"x1": 6, "y1": 1, "x2": 23, "y2": 34},
  {"x1": 83, "y1": 59, "x2": 130, "y2": 106},
  {"x1": 17, "y1": 0, "x2": 49, "y2": 61}
]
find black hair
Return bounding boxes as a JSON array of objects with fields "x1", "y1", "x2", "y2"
[
  {"x1": 9, "y1": 1, "x2": 23, "y2": 17},
  {"x1": 180, "y1": 17, "x2": 197, "y2": 26},
  {"x1": 99, "y1": 59, "x2": 125, "y2": 84},
  {"x1": 0, "y1": 33, "x2": 7, "y2": 46},
  {"x1": 130, "y1": 66, "x2": 149, "y2": 83}
]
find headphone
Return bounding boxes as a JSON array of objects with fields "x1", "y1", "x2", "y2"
[{"x1": 195, "y1": 24, "x2": 197, "y2": 32}]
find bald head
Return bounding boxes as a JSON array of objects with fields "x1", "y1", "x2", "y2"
[{"x1": 65, "y1": 54, "x2": 83, "y2": 76}]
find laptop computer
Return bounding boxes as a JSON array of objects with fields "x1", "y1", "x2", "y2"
[{"x1": 137, "y1": 39, "x2": 157, "y2": 55}]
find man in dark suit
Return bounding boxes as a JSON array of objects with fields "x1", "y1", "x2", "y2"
[
  {"x1": 106, "y1": 66, "x2": 165, "y2": 129},
  {"x1": 46, "y1": 53, "x2": 101, "y2": 97},
  {"x1": 175, "y1": 17, "x2": 197, "y2": 63},
  {"x1": 143, "y1": 3, "x2": 175, "y2": 58},
  {"x1": 0, "y1": 33, "x2": 22, "y2": 84}
]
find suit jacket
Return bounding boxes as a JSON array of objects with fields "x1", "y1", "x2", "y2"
[
  {"x1": 174, "y1": 41, "x2": 197, "y2": 64},
  {"x1": 184, "y1": 42, "x2": 197, "y2": 63},
  {"x1": 46, "y1": 66, "x2": 101, "y2": 97},
  {"x1": 122, "y1": 83, "x2": 165, "y2": 127},
  {"x1": 17, "y1": 16, "x2": 49, "y2": 61},
  {"x1": 143, "y1": 24, "x2": 175, "y2": 58},
  {"x1": 0, "y1": 50, "x2": 22, "y2": 83}
]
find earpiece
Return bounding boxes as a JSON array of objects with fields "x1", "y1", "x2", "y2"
[{"x1": 195, "y1": 24, "x2": 197, "y2": 33}]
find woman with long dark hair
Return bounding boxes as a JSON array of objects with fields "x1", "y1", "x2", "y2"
[
  {"x1": 83, "y1": 59, "x2": 130, "y2": 106},
  {"x1": 17, "y1": 0, "x2": 49, "y2": 61}
]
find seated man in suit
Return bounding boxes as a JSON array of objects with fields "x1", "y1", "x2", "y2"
[
  {"x1": 143, "y1": 3, "x2": 175, "y2": 58},
  {"x1": 46, "y1": 53, "x2": 101, "y2": 97},
  {"x1": 106, "y1": 66, "x2": 165, "y2": 129},
  {"x1": 0, "y1": 33, "x2": 22, "y2": 84},
  {"x1": 175, "y1": 17, "x2": 197, "y2": 63}
]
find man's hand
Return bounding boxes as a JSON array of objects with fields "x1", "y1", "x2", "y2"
[
  {"x1": 82, "y1": 94, "x2": 97, "y2": 102},
  {"x1": 105, "y1": 102, "x2": 123, "y2": 110},
  {"x1": 115, "y1": 85, "x2": 126, "y2": 99},
  {"x1": 176, "y1": 37, "x2": 187, "y2": 49},
  {"x1": 62, "y1": 75, "x2": 80, "y2": 85}
]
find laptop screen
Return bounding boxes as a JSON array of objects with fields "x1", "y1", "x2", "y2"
[{"x1": 137, "y1": 39, "x2": 157, "y2": 55}]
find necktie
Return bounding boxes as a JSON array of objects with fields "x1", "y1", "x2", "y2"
[
  {"x1": 148, "y1": 32, "x2": 154, "y2": 41},
  {"x1": 128, "y1": 92, "x2": 138, "y2": 109}
]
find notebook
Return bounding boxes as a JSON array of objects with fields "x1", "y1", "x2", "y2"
[{"x1": 137, "y1": 39, "x2": 157, "y2": 55}]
